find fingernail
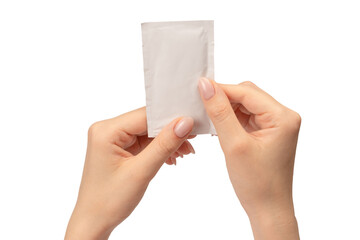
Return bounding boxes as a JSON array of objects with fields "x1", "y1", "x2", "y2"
[
  {"x1": 174, "y1": 117, "x2": 194, "y2": 138},
  {"x1": 198, "y1": 77, "x2": 215, "y2": 100},
  {"x1": 172, "y1": 157, "x2": 177, "y2": 165},
  {"x1": 186, "y1": 141, "x2": 195, "y2": 154}
]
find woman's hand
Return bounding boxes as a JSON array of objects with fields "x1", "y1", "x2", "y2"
[
  {"x1": 65, "y1": 107, "x2": 195, "y2": 240},
  {"x1": 198, "y1": 78, "x2": 301, "y2": 240}
]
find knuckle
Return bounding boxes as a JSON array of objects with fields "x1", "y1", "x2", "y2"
[
  {"x1": 292, "y1": 111, "x2": 302, "y2": 128},
  {"x1": 88, "y1": 121, "x2": 108, "y2": 144},
  {"x1": 241, "y1": 81, "x2": 256, "y2": 87},
  {"x1": 284, "y1": 110, "x2": 302, "y2": 131},
  {"x1": 210, "y1": 103, "x2": 231, "y2": 123},
  {"x1": 88, "y1": 121, "x2": 102, "y2": 138}
]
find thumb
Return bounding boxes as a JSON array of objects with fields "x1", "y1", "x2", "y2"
[
  {"x1": 136, "y1": 117, "x2": 194, "y2": 177},
  {"x1": 198, "y1": 77, "x2": 247, "y2": 149}
]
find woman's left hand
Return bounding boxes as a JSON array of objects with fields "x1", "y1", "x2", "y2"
[{"x1": 65, "y1": 107, "x2": 195, "y2": 240}]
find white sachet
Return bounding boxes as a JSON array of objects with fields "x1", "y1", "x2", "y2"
[{"x1": 141, "y1": 20, "x2": 216, "y2": 137}]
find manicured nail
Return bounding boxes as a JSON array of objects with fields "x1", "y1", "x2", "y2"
[
  {"x1": 167, "y1": 157, "x2": 173, "y2": 165},
  {"x1": 186, "y1": 141, "x2": 195, "y2": 154},
  {"x1": 171, "y1": 152, "x2": 178, "y2": 159},
  {"x1": 174, "y1": 117, "x2": 194, "y2": 138},
  {"x1": 198, "y1": 77, "x2": 215, "y2": 100},
  {"x1": 172, "y1": 157, "x2": 177, "y2": 165}
]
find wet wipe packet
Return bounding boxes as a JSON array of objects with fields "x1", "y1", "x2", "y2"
[{"x1": 141, "y1": 20, "x2": 216, "y2": 137}]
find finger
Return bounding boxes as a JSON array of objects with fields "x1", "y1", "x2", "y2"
[
  {"x1": 136, "y1": 117, "x2": 194, "y2": 179},
  {"x1": 198, "y1": 77, "x2": 247, "y2": 148},
  {"x1": 239, "y1": 104, "x2": 251, "y2": 115},
  {"x1": 109, "y1": 107, "x2": 148, "y2": 136},
  {"x1": 185, "y1": 140, "x2": 195, "y2": 154},
  {"x1": 171, "y1": 152, "x2": 180, "y2": 159},
  {"x1": 165, "y1": 157, "x2": 174, "y2": 165},
  {"x1": 218, "y1": 82, "x2": 282, "y2": 115},
  {"x1": 169, "y1": 140, "x2": 195, "y2": 162},
  {"x1": 231, "y1": 103, "x2": 251, "y2": 117},
  {"x1": 187, "y1": 135, "x2": 197, "y2": 139},
  {"x1": 169, "y1": 141, "x2": 195, "y2": 162},
  {"x1": 178, "y1": 140, "x2": 195, "y2": 155},
  {"x1": 232, "y1": 104, "x2": 252, "y2": 131},
  {"x1": 96, "y1": 107, "x2": 148, "y2": 149}
]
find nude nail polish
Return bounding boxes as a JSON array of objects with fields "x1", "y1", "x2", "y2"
[
  {"x1": 174, "y1": 117, "x2": 194, "y2": 138},
  {"x1": 198, "y1": 77, "x2": 215, "y2": 100}
]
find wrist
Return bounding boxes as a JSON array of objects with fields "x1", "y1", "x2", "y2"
[
  {"x1": 241, "y1": 195, "x2": 299, "y2": 240},
  {"x1": 65, "y1": 206, "x2": 114, "y2": 240},
  {"x1": 246, "y1": 203, "x2": 299, "y2": 240}
]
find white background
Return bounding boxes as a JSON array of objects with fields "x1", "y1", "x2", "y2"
[{"x1": 0, "y1": 0, "x2": 359, "y2": 239}]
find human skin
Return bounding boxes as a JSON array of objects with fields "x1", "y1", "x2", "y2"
[
  {"x1": 198, "y1": 78, "x2": 301, "y2": 239},
  {"x1": 65, "y1": 108, "x2": 195, "y2": 239},
  {"x1": 66, "y1": 79, "x2": 301, "y2": 240}
]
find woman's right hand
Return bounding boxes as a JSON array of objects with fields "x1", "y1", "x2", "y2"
[{"x1": 198, "y1": 78, "x2": 301, "y2": 240}]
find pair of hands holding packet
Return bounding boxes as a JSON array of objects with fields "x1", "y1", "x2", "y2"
[{"x1": 65, "y1": 78, "x2": 301, "y2": 240}]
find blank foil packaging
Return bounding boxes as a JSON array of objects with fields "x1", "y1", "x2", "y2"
[{"x1": 141, "y1": 20, "x2": 216, "y2": 137}]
